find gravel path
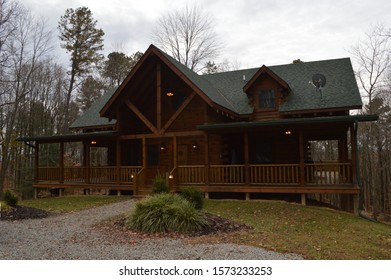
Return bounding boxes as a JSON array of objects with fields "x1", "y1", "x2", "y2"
[{"x1": 0, "y1": 199, "x2": 302, "y2": 260}]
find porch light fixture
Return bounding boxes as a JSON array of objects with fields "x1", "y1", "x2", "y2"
[
  {"x1": 166, "y1": 92, "x2": 174, "y2": 97},
  {"x1": 192, "y1": 142, "x2": 198, "y2": 150},
  {"x1": 160, "y1": 143, "x2": 166, "y2": 151},
  {"x1": 91, "y1": 140, "x2": 97, "y2": 145},
  {"x1": 168, "y1": 174, "x2": 174, "y2": 179},
  {"x1": 285, "y1": 131, "x2": 292, "y2": 135}
]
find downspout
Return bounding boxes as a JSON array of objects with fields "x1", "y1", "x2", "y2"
[{"x1": 354, "y1": 120, "x2": 378, "y2": 222}]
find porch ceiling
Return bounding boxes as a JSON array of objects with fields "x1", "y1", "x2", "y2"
[{"x1": 197, "y1": 114, "x2": 378, "y2": 130}]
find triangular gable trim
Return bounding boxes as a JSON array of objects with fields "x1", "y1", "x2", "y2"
[
  {"x1": 100, "y1": 44, "x2": 239, "y2": 120},
  {"x1": 243, "y1": 65, "x2": 290, "y2": 93}
]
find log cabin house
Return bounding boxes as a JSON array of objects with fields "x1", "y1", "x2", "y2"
[{"x1": 19, "y1": 44, "x2": 377, "y2": 212}]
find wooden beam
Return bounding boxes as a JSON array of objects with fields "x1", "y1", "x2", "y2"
[
  {"x1": 161, "y1": 91, "x2": 197, "y2": 133},
  {"x1": 350, "y1": 124, "x2": 358, "y2": 186},
  {"x1": 116, "y1": 138, "x2": 121, "y2": 184},
  {"x1": 157, "y1": 61, "x2": 162, "y2": 130},
  {"x1": 60, "y1": 142, "x2": 64, "y2": 183},
  {"x1": 125, "y1": 100, "x2": 159, "y2": 135},
  {"x1": 34, "y1": 142, "x2": 40, "y2": 183},
  {"x1": 142, "y1": 137, "x2": 147, "y2": 169},
  {"x1": 119, "y1": 130, "x2": 205, "y2": 140},
  {"x1": 299, "y1": 130, "x2": 305, "y2": 188},
  {"x1": 244, "y1": 131, "x2": 250, "y2": 185}
]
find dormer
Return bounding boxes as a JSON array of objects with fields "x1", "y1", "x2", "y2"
[{"x1": 243, "y1": 65, "x2": 290, "y2": 120}]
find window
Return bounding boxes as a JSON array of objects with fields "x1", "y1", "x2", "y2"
[{"x1": 258, "y1": 89, "x2": 275, "y2": 109}]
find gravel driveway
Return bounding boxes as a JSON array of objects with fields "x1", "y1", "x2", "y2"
[{"x1": 0, "y1": 199, "x2": 302, "y2": 260}]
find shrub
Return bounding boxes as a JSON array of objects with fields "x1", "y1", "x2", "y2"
[
  {"x1": 3, "y1": 190, "x2": 18, "y2": 207},
  {"x1": 179, "y1": 186, "x2": 204, "y2": 210},
  {"x1": 152, "y1": 174, "x2": 169, "y2": 194},
  {"x1": 127, "y1": 193, "x2": 208, "y2": 233}
]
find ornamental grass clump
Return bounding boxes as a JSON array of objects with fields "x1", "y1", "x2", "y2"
[
  {"x1": 179, "y1": 186, "x2": 204, "y2": 210},
  {"x1": 127, "y1": 193, "x2": 208, "y2": 233},
  {"x1": 152, "y1": 174, "x2": 169, "y2": 194},
  {"x1": 3, "y1": 190, "x2": 18, "y2": 207}
]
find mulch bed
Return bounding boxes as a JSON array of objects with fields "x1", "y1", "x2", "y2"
[
  {"x1": 94, "y1": 212, "x2": 252, "y2": 242},
  {"x1": 0, "y1": 205, "x2": 50, "y2": 221}
]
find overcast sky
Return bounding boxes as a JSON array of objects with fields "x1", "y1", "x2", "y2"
[{"x1": 21, "y1": 0, "x2": 391, "y2": 69}]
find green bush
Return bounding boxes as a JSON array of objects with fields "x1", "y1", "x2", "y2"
[
  {"x1": 127, "y1": 193, "x2": 208, "y2": 233},
  {"x1": 152, "y1": 174, "x2": 169, "y2": 194},
  {"x1": 179, "y1": 186, "x2": 204, "y2": 210},
  {"x1": 3, "y1": 190, "x2": 18, "y2": 207}
]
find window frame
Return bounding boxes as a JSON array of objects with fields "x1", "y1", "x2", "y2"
[{"x1": 257, "y1": 89, "x2": 276, "y2": 110}]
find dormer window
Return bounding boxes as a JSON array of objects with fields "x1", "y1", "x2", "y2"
[{"x1": 258, "y1": 89, "x2": 275, "y2": 109}]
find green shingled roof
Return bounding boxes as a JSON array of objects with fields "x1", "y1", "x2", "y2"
[
  {"x1": 71, "y1": 46, "x2": 362, "y2": 129},
  {"x1": 70, "y1": 88, "x2": 117, "y2": 129}
]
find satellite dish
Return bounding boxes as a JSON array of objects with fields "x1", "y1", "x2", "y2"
[{"x1": 312, "y1": 73, "x2": 326, "y2": 88}]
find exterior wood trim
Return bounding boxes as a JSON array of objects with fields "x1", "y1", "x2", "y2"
[
  {"x1": 161, "y1": 91, "x2": 197, "y2": 133},
  {"x1": 125, "y1": 99, "x2": 159, "y2": 135},
  {"x1": 243, "y1": 65, "x2": 290, "y2": 93}
]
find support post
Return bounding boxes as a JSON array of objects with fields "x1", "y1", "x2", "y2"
[
  {"x1": 299, "y1": 130, "x2": 305, "y2": 188},
  {"x1": 301, "y1": 194, "x2": 306, "y2": 206},
  {"x1": 116, "y1": 138, "x2": 121, "y2": 184},
  {"x1": 34, "y1": 188, "x2": 38, "y2": 199},
  {"x1": 83, "y1": 141, "x2": 90, "y2": 184},
  {"x1": 204, "y1": 133, "x2": 210, "y2": 186},
  {"x1": 245, "y1": 192, "x2": 250, "y2": 201},
  {"x1": 244, "y1": 131, "x2": 250, "y2": 185},
  {"x1": 353, "y1": 194, "x2": 359, "y2": 216},
  {"x1": 60, "y1": 142, "x2": 64, "y2": 183},
  {"x1": 34, "y1": 142, "x2": 40, "y2": 183},
  {"x1": 350, "y1": 124, "x2": 358, "y2": 186}
]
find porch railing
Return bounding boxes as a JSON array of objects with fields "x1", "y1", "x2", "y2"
[
  {"x1": 37, "y1": 166, "x2": 142, "y2": 184},
  {"x1": 305, "y1": 163, "x2": 352, "y2": 185},
  {"x1": 177, "y1": 165, "x2": 205, "y2": 184},
  {"x1": 250, "y1": 164, "x2": 300, "y2": 185},
  {"x1": 210, "y1": 165, "x2": 244, "y2": 184},
  {"x1": 175, "y1": 163, "x2": 352, "y2": 187},
  {"x1": 37, "y1": 163, "x2": 353, "y2": 187}
]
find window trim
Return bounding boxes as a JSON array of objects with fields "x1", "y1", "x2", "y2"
[{"x1": 257, "y1": 89, "x2": 276, "y2": 110}]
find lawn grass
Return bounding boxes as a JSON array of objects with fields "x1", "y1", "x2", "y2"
[
  {"x1": 202, "y1": 199, "x2": 391, "y2": 260},
  {"x1": 19, "y1": 195, "x2": 131, "y2": 213}
]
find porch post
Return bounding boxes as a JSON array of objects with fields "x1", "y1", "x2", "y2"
[
  {"x1": 244, "y1": 130, "x2": 250, "y2": 186},
  {"x1": 204, "y1": 132, "x2": 210, "y2": 186},
  {"x1": 59, "y1": 141, "x2": 64, "y2": 184},
  {"x1": 350, "y1": 124, "x2": 358, "y2": 186},
  {"x1": 299, "y1": 129, "x2": 305, "y2": 188},
  {"x1": 34, "y1": 142, "x2": 40, "y2": 183},
  {"x1": 116, "y1": 138, "x2": 121, "y2": 184},
  {"x1": 83, "y1": 141, "x2": 90, "y2": 184}
]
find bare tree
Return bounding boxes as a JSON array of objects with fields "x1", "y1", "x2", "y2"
[
  {"x1": 351, "y1": 24, "x2": 391, "y2": 219},
  {"x1": 152, "y1": 4, "x2": 221, "y2": 72},
  {"x1": 0, "y1": 5, "x2": 52, "y2": 196},
  {"x1": 350, "y1": 24, "x2": 391, "y2": 110}
]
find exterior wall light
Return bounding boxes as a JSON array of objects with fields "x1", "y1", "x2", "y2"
[
  {"x1": 91, "y1": 140, "x2": 97, "y2": 145},
  {"x1": 168, "y1": 174, "x2": 174, "y2": 179},
  {"x1": 160, "y1": 143, "x2": 166, "y2": 151},
  {"x1": 166, "y1": 92, "x2": 174, "y2": 97},
  {"x1": 285, "y1": 131, "x2": 292, "y2": 135},
  {"x1": 192, "y1": 142, "x2": 198, "y2": 150}
]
